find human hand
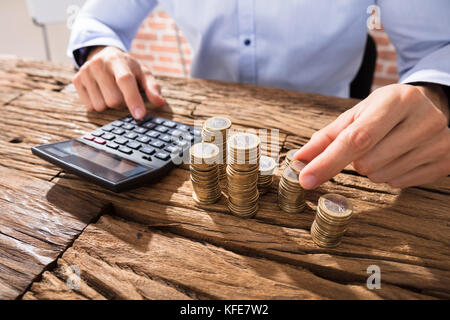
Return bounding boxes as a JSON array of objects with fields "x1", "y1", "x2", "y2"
[
  {"x1": 72, "y1": 46, "x2": 165, "y2": 120},
  {"x1": 294, "y1": 83, "x2": 450, "y2": 189}
]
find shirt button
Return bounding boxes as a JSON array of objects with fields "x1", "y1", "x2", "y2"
[{"x1": 244, "y1": 39, "x2": 251, "y2": 46}]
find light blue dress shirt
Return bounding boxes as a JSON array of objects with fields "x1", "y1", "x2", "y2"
[{"x1": 68, "y1": 0, "x2": 450, "y2": 98}]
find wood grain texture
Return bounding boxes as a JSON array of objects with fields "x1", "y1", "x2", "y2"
[
  {"x1": 0, "y1": 57, "x2": 448, "y2": 300},
  {"x1": 24, "y1": 215, "x2": 431, "y2": 300},
  {"x1": 0, "y1": 166, "x2": 108, "y2": 299}
]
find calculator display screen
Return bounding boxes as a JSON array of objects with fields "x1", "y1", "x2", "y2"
[{"x1": 44, "y1": 140, "x2": 148, "y2": 183}]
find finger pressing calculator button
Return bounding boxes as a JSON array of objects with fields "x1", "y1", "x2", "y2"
[
  {"x1": 141, "y1": 146, "x2": 156, "y2": 155},
  {"x1": 106, "y1": 142, "x2": 119, "y2": 149},
  {"x1": 112, "y1": 120, "x2": 124, "y2": 127},
  {"x1": 155, "y1": 125, "x2": 169, "y2": 133},
  {"x1": 137, "y1": 135, "x2": 151, "y2": 144},
  {"x1": 146, "y1": 131, "x2": 160, "y2": 138},
  {"x1": 150, "y1": 140, "x2": 165, "y2": 149},
  {"x1": 118, "y1": 146, "x2": 133, "y2": 154},
  {"x1": 122, "y1": 123, "x2": 135, "y2": 130},
  {"x1": 155, "y1": 151, "x2": 170, "y2": 161},
  {"x1": 114, "y1": 137, "x2": 128, "y2": 145},
  {"x1": 112, "y1": 128, "x2": 125, "y2": 135},
  {"x1": 126, "y1": 141, "x2": 141, "y2": 150},
  {"x1": 125, "y1": 132, "x2": 138, "y2": 139},
  {"x1": 102, "y1": 133, "x2": 115, "y2": 140},
  {"x1": 93, "y1": 137, "x2": 106, "y2": 145}
]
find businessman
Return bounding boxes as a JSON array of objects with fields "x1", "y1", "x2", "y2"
[{"x1": 68, "y1": 0, "x2": 450, "y2": 190}]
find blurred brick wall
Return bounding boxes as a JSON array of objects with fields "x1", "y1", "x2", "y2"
[{"x1": 130, "y1": 7, "x2": 399, "y2": 92}]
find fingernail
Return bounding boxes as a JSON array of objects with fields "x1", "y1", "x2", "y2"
[
  {"x1": 301, "y1": 174, "x2": 317, "y2": 189},
  {"x1": 134, "y1": 107, "x2": 145, "y2": 119}
]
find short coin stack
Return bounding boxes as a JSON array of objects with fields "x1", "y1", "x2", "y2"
[
  {"x1": 190, "y1": 142, "x2": 222, "y2": 205},
  {"x1": 311, "y1": 194, "x2": 353, "y2": 248},
  {"x1": 226, "y1": 133, "x2": 260, "y2": 218},
  {"x1": 202, "y1": 116, "x2": 232, "y2": 180},
  {"x1": 283, "y1": 149, "x2": 298, "y2": 169},
  {"x1": 278, "y1": 160, "x2": 306, "y2": 213},
  {"x1": 258, "y1": 155, "x2": 277, "y2": 195}
]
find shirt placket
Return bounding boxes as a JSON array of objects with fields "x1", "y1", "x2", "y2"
[{"x1": 237, "y1": 0, "x2": 256, "y2": 84}]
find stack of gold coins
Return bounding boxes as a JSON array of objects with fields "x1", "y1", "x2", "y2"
[
  {"x1": 278, "y1": 160, "x2": 306, "y2": 213},
  {"x1": 283, "y1": 149, "x2": 298, "y2": 169},
  {"x1": 202, "y1": 116, "x2": 232, "y2": 180},
  {"x1": 311, "y1": 194, "x2": 353, "y2": 248},
  {"x1": 226, "y1": 133, "x2": 260, "y2": 218},
  {"x1": 258, "y1": 155, "x2": 277, "y2": 195},
  {"x1": 190, "y1": 142, "x2": 222, "y2": 205}
]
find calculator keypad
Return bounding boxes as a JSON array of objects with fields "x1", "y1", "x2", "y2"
[{"x1": 82, "y1": 115, "x2": 200, "y2": 167}]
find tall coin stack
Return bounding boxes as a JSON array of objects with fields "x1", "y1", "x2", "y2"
[
  {"x1": 278, "y1": 160, "x2": 306, "y2": 213},
  {"x1": 202, "y1": 116, "x2": 232, "y2": 180},
  {"x1": 190, "y1": 142, "x2": 222, "y2": 205},
  {"x1": 258, "y1": 155, "x2": 277, "y2": 195},
  {"x1": 311, "y1": 194, "x2": 353, "y2": 248},
  {"x1": 283, "y1": 149, "x2": 298, "y2": 170},
  {"x1": 226, "y1": 133, "x2": 261, "y2": 218}
]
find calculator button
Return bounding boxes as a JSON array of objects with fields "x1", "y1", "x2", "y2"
[
  {"x1": 170, "y1": 129, "x2": 183, "y2": 137},
  {"x1": 91, "y1": 130, "x2": 104, "y2": 137},
  {"x1": 163, "y1": 120, "x2": 176, "y2": 128},
  {"x1": 93, "y1": 137, "x2": 106, "y2": 145},
  {"x1": 150, "y1": 140, "x2": 165, "y2": 149},
  {"x1": 137, "y1": 135, "x2": 151, "y2": 144},
  {"x1": 112, "y1": 120, "x2": 124, "y2": 127},
  {"x1": 112, "y1": 128, "x2": 125, "y2": 135},
  {"x1": 102, "y1": 125, "x2": 114, "y2": 132},
  {"x1": 160, "y1": 134, "x2": 172, "y2": 142},
  {"x1": 175, "y1": 140, "x2": 189, "y2": 148},
  {"x1": 134, "y1": 127, "x2": 148, "y2": 134},
  {"x1": 146, "y1": 131, "x2": 160, "y2": 138},
  {"x1": 140, "y1": 146, "x2": 156, "y2": 155},
  {"x1": 143, "y1": 122, "x2": 156, "y2": 129},
  {"x1": 184, "y1": 134, "x2": 195, "y2": 142},
  {"x1": 102, "y1": 133, "x2": 115, "y2": 140},
  {"x1": 124, "y1": 132, "x2": 138, "y2": 139},
  {"x1": 155, "y1": 125, "x2": 169, "y2": 133},
  {"x1": 155, "y1": 151, "x2": 170, "y2": 161},
  {"x1": 126, "y1": 141, "x2": 141, "y2": 150},
  {"x1": 193, "y1": 129, "x2": 202, "y2": 136},
  {"x1": 176, "y1": 124, "x2": 190, "y2": 131},
  {"x1": 114, "y1": 137, "x2": 128, "y2": 145},
  {"x1": 83, "y1": 134, "x2": 95, "y2": 141},
  {"x1": 121, "y1": 116, "x2": 133, "y2": 122},
  {"x1": 118, "y1": 146, "x2": 133, "y2": 154},
  {"x1": 106, "y1": 142, "x2": 119, "y2": 149},
  {"x1": 165, "y1": 145, "x2": 181, "y2": 154},
  {"x1": 152, "y1": 118, "x2": 165, "y2": 124},
  {"x1": 122, "y1": 123, "x2": 135, "y2": 130}
]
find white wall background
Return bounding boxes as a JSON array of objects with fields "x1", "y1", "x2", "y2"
[{"x1": 0, "y1": 0, "x2": 75, "y2": 64}]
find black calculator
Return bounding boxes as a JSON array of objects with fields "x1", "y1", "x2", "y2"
[{"x1": 32, "y1": 115, "x2": 201, "y2": 192}]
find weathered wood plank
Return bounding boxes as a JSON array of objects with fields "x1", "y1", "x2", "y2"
[
  {"x1": 23, "y1": 215, "x2": 432, "y2": 300},
  {"x1": 0, "y1": 166, "x2": 109, "y2": 299},
  {"x1": 50, "y1": 169, "x2": 450, "y2": 298}
]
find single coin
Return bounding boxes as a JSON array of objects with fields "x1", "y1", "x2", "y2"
[
  {"x1": 318, "y1": 194, "x2": 353, "y2": 219},
  {"x1": 204, "y1": 116, "x2": 232, "y2": 131},
  {"x1": 289, "y1": 160, "x2": 307, "y2": 175},
  {"x1": 228, "y1": 133, "x2": 260, "y2": 151}
]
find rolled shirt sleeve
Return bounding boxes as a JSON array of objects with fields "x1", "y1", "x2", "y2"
[
  {"x1": 379, "y1": 0, "x2": 450, "y2": 87},
  {"x1": 67, "y1": 0, "x2": 158, "y2": 68}
]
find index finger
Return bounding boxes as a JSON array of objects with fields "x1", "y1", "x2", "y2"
[
  {"x1": 298, "y1": 101, "x2": 406, "y2": 189},
  {"x1": 111, "y1": 62, "x2": 146, "y2": 120}
]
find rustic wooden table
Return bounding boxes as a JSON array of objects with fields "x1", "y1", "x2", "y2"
[{"x1": 0, "y1": 56, "x2": 449, "y2": 300}]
